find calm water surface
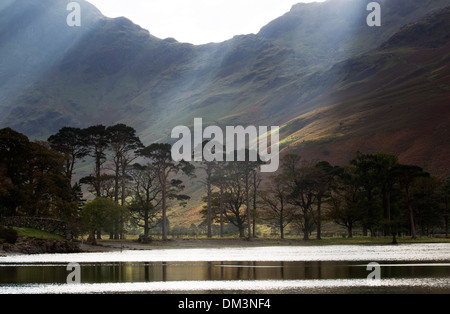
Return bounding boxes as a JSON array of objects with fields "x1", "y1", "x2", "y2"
[{"x1": 1, "y1": 244, "x2": 449, "y2": 294}]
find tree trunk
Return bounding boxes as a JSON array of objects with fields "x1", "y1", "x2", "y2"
[
  {"x1": 316, "y1": 197, "x2": 322, "y2": 240},
  {"x1": 386, "y1": 190, "x2": 391, "y2": 221},
  {"x1": 445, "y1": 216, "x2": 449, "y2": 238},
  {"x1": 303, "y1": 230, "x2": 309, "y2": 241},
  {"x1": 113, "y1": 161, "x2": 121, "y2": 240},
  {"x1": 386, "y1": 189, "x2": 395, "y2": 239},
  {"x1": 406, "y1": 186, "x2": 417, "y2": 239},
  {"x1": 252, "y1": 208, "x2": 257, "y2": 238},
  {"x1": 280, "y1": 216, "x2": 284, "y2": 240},
  {"x1": 303, "y1": 213, "x2": 310, "y2": 241},
  {"x1": 409, "y1": 202, "x2": 417, "y2": 239},
  {"x1": 392, "y1": 232, "x2": 398, "y2": 244},
  {"x1": 207, "y1": 166, "x2": 212, "y2": 238},
  {"x1": 162, "y1": 180, "x2": 167, "y2": 241},
  {"x1": 94, "y1": 150, "x2": 102, "y2": 197},
  {"x1": 219, "y1": 187, "x2": 224, "y2": 238},
  {"x1": 347, "y1": 224, "x2": 353, "y2": 238},
  {"x1": 121, "y1": 164, "x2": 127, "y2": 207},
  {"x1": 88, "y1": 230, "x2": 97, "y2": 245},
  {"x1": 239, "y1": 225, "x2": 245, "y2": 238},
  {"x1": 246, "y1": 174, "x2": 251, "y2": 239},
  {"x1": 114, "y1": 162, "x2": 120, "y2": 203},
  {"x1": 252, "y1": 171, "x2": 259, "y2": 238},
  {"x1": 144, "y1": 209, "x2": 149, "y2": 239}
]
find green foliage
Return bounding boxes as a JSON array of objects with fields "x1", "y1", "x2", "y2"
[
  {"x1": 14, "y1": 227, "x2": 64, "y2": 241},
  {"x1": 47, "y1": 127, "x2": 90, "y2": 182},
  {"x1": 258, "y1": 151, "x2": 449, "y2": 241},
  {"x1": 0, "y1": 128, "x2": 33, "y2": 216},
  {"x1": 0, "y1": 128, "x2": 77, "y2": 220},
  {"x1": 2, "y1": 125, "x2": 448, "y2": 242},
  {"x1": 127, "y1": 163, "x2": 161, "y2": 238},
  {"x1": 139, "y1": 143, "x2": 194, "y2": 240},
  {"x1": 80, "y1": 198, "x2": 129, "y2": 235}
]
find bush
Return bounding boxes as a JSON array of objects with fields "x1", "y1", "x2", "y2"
[{"x1": 0, "y1": 225, "x2": 18, "y2": 244}]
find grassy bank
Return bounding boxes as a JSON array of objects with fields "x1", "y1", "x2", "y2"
[
  {"x1": 308, "y1": 236, "x2": 450, "y2": 245},
  {"x1": 91, "y1": 235, "x2": 450, "y2": 250},
  {"x1": 13, "y1": 227, "x2": 65, "y2": 241}
]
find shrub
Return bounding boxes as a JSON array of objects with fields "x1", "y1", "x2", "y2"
[{"x1": 0, "y1": 225, "x2": 18, "y2": 244}]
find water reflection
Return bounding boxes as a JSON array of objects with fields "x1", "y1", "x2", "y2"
[
  {"x1": 1, "y1": 261, "x2": 449, "y2": 284},
  {"x1": 1, "y1": 244, "x2": 449, "y2": 294},
  {"x1": 1, "y1": 278, "x2": 450, "y2": 294},
  {"x1": 2, "y1": 244, "x2": 450, "y2": 263}
]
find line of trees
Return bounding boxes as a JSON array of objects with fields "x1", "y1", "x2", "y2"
[
  {"x1": 1, "y1": 126, "x2": 449, "y2": 243},
  {"x1": 49, "y1": 126, "x2": 194, "y2": 243},
  {"x1": 199, "y1": 150, "x2": 450, "y2": 242},
  {"x1": 0, "y1": 128, "x2": 76, "y2": 221},
  {"x1": 256, "y1": 152, "x2": 450, "y2": 242},
  {"x1": 0, "y1": 126, "x2": 194, "y2": 244},
  {"x1": 200, "y1": 153, "x2": 262, "y2": 239}
]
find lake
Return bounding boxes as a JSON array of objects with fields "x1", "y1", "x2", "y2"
[{"x1": 1, "y1": 244, "x2": 449, "y2": 294}]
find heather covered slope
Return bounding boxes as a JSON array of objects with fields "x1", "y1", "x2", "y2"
[{"x1": 277, "y1": 6, "x2": 450, "y2": 177}]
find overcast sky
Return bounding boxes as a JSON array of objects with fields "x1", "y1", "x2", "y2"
[{"x1": 88, "y1": 0, "x2": 326, "y2": 44}]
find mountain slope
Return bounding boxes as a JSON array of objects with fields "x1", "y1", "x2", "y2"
[
  {"x1": 258, "y1": 0, "x2": 450, "y2": 68},
  {"x1": 0, "y1": 0, "x2": 102, "y2": 121},
  {"x1": 1, "y1": 0, "x2": 305, "y2": 140},
  {"x1": 0, "y1": 0, "x2": 448, "y2": 178},
  {"x1": 277, "y1": 6, "x2": 450, "y2": 177}
]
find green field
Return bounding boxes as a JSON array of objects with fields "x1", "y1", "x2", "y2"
[
  {"x1": 95, "y1": 234, "x2": 450, "y2": 247},
  {"x1": 13, "y1": 227, "x2": 65, "y2": 241}
]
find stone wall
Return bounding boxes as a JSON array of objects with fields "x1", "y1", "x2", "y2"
[{"x1": 1, "y1": 216, "x2": 74, "y2": 240}]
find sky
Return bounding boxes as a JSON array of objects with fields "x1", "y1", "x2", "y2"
[{"x1": 88, "y1": 0, "x2": 326, "y2": 45}]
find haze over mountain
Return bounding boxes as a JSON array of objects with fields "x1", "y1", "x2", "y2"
[{"x1": 0, "y1": 0, "x2": 449, "y2": 177}]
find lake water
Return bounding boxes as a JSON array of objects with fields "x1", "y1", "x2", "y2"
[{"x1": 1, "y1": 244, "x2": 449, "y2": 294}]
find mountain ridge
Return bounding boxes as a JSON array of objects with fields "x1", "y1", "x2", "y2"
[
  {"x1": 276, "y1": 5, "x2": 450, "y2": 177},
  {"x1": 0, "y1": 0, "x2": 449, "y2": 178}
]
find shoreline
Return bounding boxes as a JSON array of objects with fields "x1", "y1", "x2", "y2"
[
  {"x1": 79, "y1": 236, "x2": 450, "y2": 253},
  {"x1": 2, "y1": 236, "x2": 449, "y2": 256},
  {"x1": 79, "y1": 238, "x2": 303, "y2": 253}
]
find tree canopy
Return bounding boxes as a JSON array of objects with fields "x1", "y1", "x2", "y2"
[{"x1": 2, "y1": 126, "x2": 448, "y2": 242}]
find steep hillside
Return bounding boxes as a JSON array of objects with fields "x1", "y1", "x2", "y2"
[
  {"x1": 277, "y1": 6, "x2": 450, "y2": 177},
  {"x1": 0, "y1": 0, "x2": 102, "y2": 121},
  {"x1": 1, "y1": 1, "x2": 449, "y2": 229},
  {"x1": 0, "y1": 0, "x2": 448, "y2": 180},
  {"x1": 1, "y1": 1, "x2": 304, "y2": 141},
  {"x1": 1, "y1": 0, "x2": 447, "y2": 144},
  {"x1": 258, "y1": 0, "x2": 450, "y2": 68},
  {"x1": 181, "y1": 6, "x2": 450, "y2": 226}
]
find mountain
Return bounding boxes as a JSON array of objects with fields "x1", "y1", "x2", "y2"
[
  {"x1": 0, "y1": 0, "x2": 102, "y2": 122},
  {"x1": 258, "y1": 0, "x2": 450, "y2": 68},
  {"x1": 0, "y1": 0, "x2": 449, "y2": 179},
  {"x1": 277, "y1": 6, "x2": 450, "y2": 177},
  {"x1": 0, "y1": 0, "x2": 303, "y2": 141}
]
